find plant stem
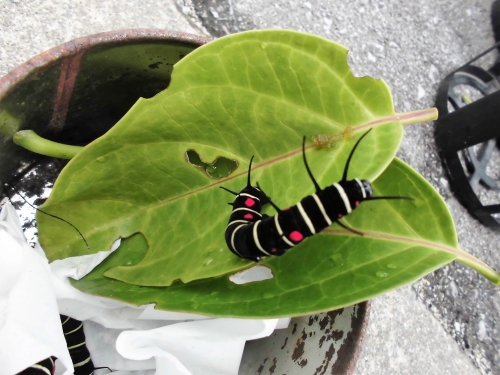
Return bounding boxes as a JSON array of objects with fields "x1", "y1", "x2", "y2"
[
  {"x1": 457, "y1": 253, "x2": 500, "y2": 285},
  {"x1": 13, "y1": 108, "x2": 439, "y2": 160},
  {"x1": 396, "y1": 108, "x2": 438, "y2": 125},
  {"x1": 13, "y1": 130, "x2": 83, "y2": 159},
  {"x1": 357, "y1": 107, "x2": 438, "y2": 131}
]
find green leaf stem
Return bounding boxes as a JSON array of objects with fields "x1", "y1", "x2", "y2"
[{"x1": 13, "y1": 130, "x2": 83, "y2": 159}]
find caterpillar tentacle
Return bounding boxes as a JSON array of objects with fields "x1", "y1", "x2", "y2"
[
  {"x1": 219, "y1": 186, "x2": 239, "y2": 195},
  {"x1": 336, "y1": 220, "x2": 364, "y2": 236},
  {"x1": 302, "y1": 136, "x2": 321, "y2": 192},
  {"x1": 3, "y1": 182, "x2": 89, "y2": 249},
  {"x1": 341, "y1": 128, "x2": 372, "y2": 182},
  {"x1": 365, "y1": 196, "x2": 415, "y2": 201},
  {"x1": 221, "y1": 129, "x2": 412, "y2": 261}
]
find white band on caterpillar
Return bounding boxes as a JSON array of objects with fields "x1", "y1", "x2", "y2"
[{"x1": 333, "y1": 183, "x2": 352, "y2": 213}]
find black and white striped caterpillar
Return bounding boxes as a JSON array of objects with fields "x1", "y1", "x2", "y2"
[
  {"x1": 60, "y1": 315, "x2": 95, "y2": 375},
  {"x1": 17, "y1": 316, "x2": 109, "y2": 375},
  {"x1": 17, "y1": 357, "x2": 56, "y2": 375},
  {"x1": 221, "y1": 129, "x2": 411, "y2": 262}
]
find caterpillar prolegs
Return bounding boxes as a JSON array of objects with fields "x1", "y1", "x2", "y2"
[{"x1": 220, "y1": 129, "x2": 412, "y2": 262}]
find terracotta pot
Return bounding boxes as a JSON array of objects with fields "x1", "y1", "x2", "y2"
[{"x1": 0, "y1": 29, "x2": 370, "y2": 374}]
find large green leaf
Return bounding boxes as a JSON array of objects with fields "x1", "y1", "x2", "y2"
[
  {"x1": 38, "y1": 30, "x2": 416, "y2": 286},
  {"x1": 71, "y1": 158, "x2": 498, "y2": 318}
]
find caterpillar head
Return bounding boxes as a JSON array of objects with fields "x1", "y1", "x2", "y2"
[
  {"x1": 338, "y1": 178, "x2": 374, "y2": 209},
  {"x1": 242, "y1": 184, "x2": 271, "y2": 205},
  {"x1": 242, "y1": 156, "x2": 271, "y2": 205},
  {"x1": 359, "y1": 179, "x2": 373, "y2": 199}
]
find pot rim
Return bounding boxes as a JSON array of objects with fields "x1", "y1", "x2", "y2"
[{"x1": 0, "y1": 28, "x2": 213, "y2": 101}]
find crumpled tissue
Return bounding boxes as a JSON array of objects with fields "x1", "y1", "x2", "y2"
[
  {"x1": 0, "y1": 202, "x2": 73, "y2": 375},
  {"x1": 1, "y1": 202, "x2": 289, "y2": 375}
]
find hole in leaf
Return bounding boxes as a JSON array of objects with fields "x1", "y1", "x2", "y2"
[
  {"x1": 185, "y1": 150, "x2": 238, "y2": 179},
  {"x1": 229, "y1": 265, "x2": 274, "y2": 285}
]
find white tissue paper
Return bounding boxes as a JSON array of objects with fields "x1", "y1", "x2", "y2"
[
  {"x1": 50, "y1": 247, "x2": 211, "y2": 330},
  {"x1": 0, "y1": 202, "x2": 290, "y2": 375},
  {"x1": 0, "y1": 203, "x2": 73, "y2": 375},
  {"x1": 116, "y1": 318, "x2": 279, "y2": 375}
]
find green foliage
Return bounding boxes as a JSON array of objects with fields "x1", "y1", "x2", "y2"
[
  {"x1": 38, "y1": 30, "x2": 404, "y2": 286},
  {"x1": 72, "y1": 159, "x2": 461, "y2": 318},
  {"x1": 13, "y1": 130, "x2": 83, "y2": 159},
  {"x1": 37, "y1": 30, "x2": 499, "y2": 318}
]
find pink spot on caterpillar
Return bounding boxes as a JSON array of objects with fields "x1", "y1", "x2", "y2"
[
  {"x1": 271, "y1": 248, "x2": 277, "y2": 253},
  {"x1": 338, "y1": 214, "x2": 343, "y2": 218},
  {"x1": 245, "y1": 198, "x2": 255, "y2": 207},
  {"x1": 284, "y1": 207, "x2": 290, "y2": 210},
  {"x1": 289, "y1": 231, "x2": 303, "y2": 242},
  {"x1": 355, "y1": 201, "x2": 360, "y2": 207},
  {"x1": 244, "y1": 213, "x2": 253, "y2": 219}
]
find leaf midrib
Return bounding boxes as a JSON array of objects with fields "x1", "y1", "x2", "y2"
[
  {"x1": 47, "y1": 117, "x2": 405, "y2": 246},
  {"x1": 324, "y1": 229, "x2": 457, "y2": 255},
  {"x1": 211, "y1": 230, "x2": 457, "y2": 304}
]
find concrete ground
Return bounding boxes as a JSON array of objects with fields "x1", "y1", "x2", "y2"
[{"x1": 1, "y1": 0, "x2": 499, "y2": 374}]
